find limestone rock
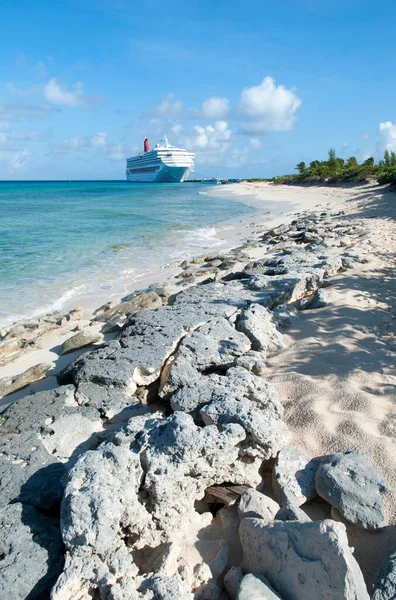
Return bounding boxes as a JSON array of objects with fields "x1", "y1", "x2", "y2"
[
  {"x1": 238, "y1": 489, "x2": 280, "y2": 521},
  {"x1": 138, "y1": 575, "x2": 193, "y2": 599},
  {"x1": 224, "y1": 566, "x2": 243, "y2": 600},
  {"x1": 94, "y1": 291, "x2": 162, "y2": 322},
  {"x1": 273, "y1": 446, "x2": 319, "y2": 507},
  {"x1": 272, "y1": 304, "x2": 299, "y2": 329},
  {"x1": 235, "y1": 304, "x2": 284, "y2": 356},
  {"x1": 315, "y1": 451, "x2": 389, "y2": 529},
  {"x1": 200, "y1": 367, "x2": 289, "y2": 460},
  {"x1": 160, "y1": 317, "x2": 251, "y2": 398},
  {"x1": 0, "y1": 362, "x2": 51, "y2": 397},
  {"x1": 59, "y1": 303, "x2": 239, "y2": 391},
  {"x1": 238, "y1": 573, "x2": 283, "y2": 599},
  {"x1": 0, "y1": 386, "x2": 103, "y2": 509},
  {"x1": 300, "y1": 288, "x2": 330, "y2": 310},
  {"x1": 370, "y1": 550, "x2": 396, "y2": 600},
  {"x1": 60, "y1": 329, "x2": 103, "y2": 355},
  {"x1": 275, "y1": 504, "x2": 311, "y2": 522},
  {"x1": 0, "y1": 502, "x2": 64, "y2": 600},
  {"x1": 239, "y1": 518, "x2": 369, "y2": 599}
]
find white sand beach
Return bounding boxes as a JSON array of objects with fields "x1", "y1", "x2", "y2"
[{"x1": 1, "y1": 181, "x2": 395, "y2": 591}]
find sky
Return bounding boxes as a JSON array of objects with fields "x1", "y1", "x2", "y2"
[{"x1": 1, "y1": 0, "x2": 396, "y2": 180}]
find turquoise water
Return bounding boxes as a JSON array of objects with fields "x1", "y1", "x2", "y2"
[{"x1": 0, "y1": 181, "x2": 253, "y2": 326}]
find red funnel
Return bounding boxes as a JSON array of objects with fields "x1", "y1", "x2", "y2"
[{"x1": 144, "y1": 138, "x2": 150, "y2": 152}]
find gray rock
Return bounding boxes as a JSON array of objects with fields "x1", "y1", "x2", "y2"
[
  {"x1": 300, "y1": 288, "x2": 330, "y2": 310},
  {"x1": 0, "y1": 362, "x2": 51, "y2": 398},
  {"x1": 75, "y1": 382, "x2": 140, "y2": 421},
  {"x1": 0, "y1": 386, "x2": 103, "y2": 510},
  {"x1": 238, "y1": 573, "x2": 283, "y2": 599},
  {"x1": 59, "y1": 303, "x2": 240, "y2": 391},
  {"x1": 139, "y1": 575, "x2": 192, "y2": 599},
  {"x1": 234, "y1": 350, "x2": 267, "y2": 376},
  {"x1": 224, "y1": 566, "x2": 243, "y2": 600},
  {"x1": 272, "y1": 304, "x2": 299, "y2": 329},
  {"x1": 159, "y1": 317, "x2": 251, "y2": 398},
  {"x1": 247, "y1": 271, "x2": 323, "y2": 307},
  {"x1": 275, "y1": 504, "x2": 311, "y2": 522},
  {"x1": 200, "y1": 367, "x2": 289, "y2": 460},
  {"x1": 235, "y1": 304, "x2": 284, "y2": 356},
  {"x1": 370, "y1": 550, "x2": 396, "y2": 600},
  {"x1": 94, "y1": 291, "x2": 162, "y2": 322},
  {"x1": 315, "y1": 451, "x2": 389, "y2": 529},
  {"x1": 238, "y1": 489, "x2": 280, "y2": 521},
  {"x1": 0, "y1": 502, "x2": 64, "y2": 600},
  {"x1": 273, "y1": 446, "x2": 319, "y2": 507},
  {"x1": 60, "y1": 329, "x2": 103, "y2": 355},
  {"x1": 239, "y1": 518, "x2": 369, "y2": 599}
]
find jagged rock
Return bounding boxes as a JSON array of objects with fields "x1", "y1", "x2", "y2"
[
  {"x1": 247, "y1": 271, "x2": 323, "y2": 307},
  {"x1": 94, "y1": 291, "x2": 162, "y2": 322},
  {"x1": 199, "y1": 367, "x2": 289, "y2": 460},
  {"x1": 239, "y1": 518, "x2": 369, "y2": 599},
  {"x1": 266, "y1": 224, "x2": 291, "y2": 237},
  {"x1": 138, "y1": 575, "x2": 193, "y2": 599},
  {"x1": 238, "y1": 489, "x2": 280, "y2": 521},
  {"x1": 75, "y1": 382, "x2": 141, "y2": 421},
  {"x1": 272, "y1": 304, "x2": 299, "y2": 329},
  {"x1": 0, "y1": 362, "x2": 51, "y2": 397},
  {"x1": 235, "y1": 304, "x2": 284, "y2": 356},
  {"x1": 0, "y1": 502, "x2": 64, "y2": 600},
  {"x1": 59, "y1": 303, "x2": 239, "y2": 391},
  {"x1": 56, "y1": 306, "x2": 85, "y2": 326},
  {"x1": 300, "y1": 288, "x2": 330, "y2": 310},
  {"x1": 100, "y1": 314, "x2": 126, "y2": 333},
  {"x1": 61, "y1": 443, "x2": 152, "y2": 553},
  {"x1": 131, "y1": 412, "x2": 251, "y2": 528},
  {"x1": 0, "y1": 386, "x2": 103, "y2": 509},
  {"x1": 159, "y1": 317, "x2": 251, "y2": 398},
  {"x1": 273, "y1": 446, "x2": 319, "y2": 507},
  {"x1": 275, "y1": 504, "x2": 311, "y2": 522},
  {"x1": 370, "y1": 550, "x2": 396, "y2": 600},
  {"x1": 60, "y1": 329, "x2": 103, "y2": 355},
  {"x1": 234, "y1": 351, "x2": 267, "y2": 376},
  {"x1": 315, "y1": 451, "x2": 389, "y2": 529},
  {"x1": 224, "y1": 566, "x2": 243, "y2": 600},
  {"x1": 238, "y1": 573, "x2": 283, "y2": 599},
  {"x1": 342, "y1": 251, "x2": 369, "y2": 264}
]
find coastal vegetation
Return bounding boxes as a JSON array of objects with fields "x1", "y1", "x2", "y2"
[{"x1": 250, "y1": 149, "x2": 396, "y2": 186}]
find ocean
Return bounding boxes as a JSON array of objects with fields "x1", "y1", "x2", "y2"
[{"x1": 0, "y1": 181, "x2": 254, "y2": 327}]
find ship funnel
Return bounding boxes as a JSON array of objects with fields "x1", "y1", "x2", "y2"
[{"x1": 144, "y1": 138, "x2": 150, "y2": 152}]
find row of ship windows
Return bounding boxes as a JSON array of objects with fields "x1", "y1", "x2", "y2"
[{"x1": 128, "y1": 166, "x2": 160, "y2": 173}]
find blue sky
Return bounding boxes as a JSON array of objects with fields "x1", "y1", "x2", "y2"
[{"x1": 1, "y1": 0, "x2": 396, "y2": 179}]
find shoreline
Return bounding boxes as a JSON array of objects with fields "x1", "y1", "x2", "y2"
[{"x1": 0, "y1": 180, "x2": 395, "y2": 597}]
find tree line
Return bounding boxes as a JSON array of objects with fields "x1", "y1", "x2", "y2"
[{"x1": 250, "y1": 149, "x2": 396, "y2": 186}]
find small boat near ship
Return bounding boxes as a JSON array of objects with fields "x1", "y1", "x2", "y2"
[{"x1": 126, "y1": 136, "x2": 195, "y2": 183}]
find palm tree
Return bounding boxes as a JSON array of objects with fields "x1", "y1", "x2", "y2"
[
  {"x1": 346, "y1": 157, "x2": 358, "y2": 168},
  {"x1": 309, "y1": 160, "x2": 321, "y2": 170},
  {"x1": 362, "y1": 157, "x2": 375, "y2": 168},
  {"x1": 296, "y1": 161, "x2": 307, "y2": 174}
]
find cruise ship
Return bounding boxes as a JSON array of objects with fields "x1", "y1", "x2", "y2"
[{"x1": 126, "y1": 136, "x2": 195, "y2": 183}]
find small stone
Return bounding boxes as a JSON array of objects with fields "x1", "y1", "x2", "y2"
[
  {"x1": 275, "y1": 504, "x2": 311, "y2": 522},
  {"x1": 0, "y1": 363, "x2": 51, "y2": 398},
  {"x1": 315, "y1": 451, "x2": 389, "y2": 529},
  {"x1": 238, "y1": 573, "x2": 283, "y2": 599},
  {"x1": 238, "y1": 489, "x2": 280, "y2": 521},
  {"x1": 370, "y1": 549, "x2": 396, "y2": 600},
  {"x1": 60, "y1": 330, "x2": 103, "y2": 355},
  {"x1": 273, "y1": 446, "x2": 319, "y2": 507},
  {"x1": 224, "y1": 566, "x2": 243, "y2": 600}
]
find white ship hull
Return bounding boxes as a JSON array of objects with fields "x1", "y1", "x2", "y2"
[
  {"x1": 126, "y1": 137, "x2": 194, "y2": 184},
  {"x1": 126, "y1": 164, "x2": 192, "y2": 183}
]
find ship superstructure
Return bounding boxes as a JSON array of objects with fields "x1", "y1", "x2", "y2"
[{"x1": 126, "y1": 136, "x2": 195, "y2": 183}]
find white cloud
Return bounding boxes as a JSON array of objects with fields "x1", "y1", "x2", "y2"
[
  {"x1": 32, "y1": 61, "x2": 47, "y2": 77},
  {"x1": 155, "y1": 94, "x2": 183, "y2": 118},
  {"x1": 378, "y1": 121, "x2": 396, "y2": 153},
  {"x1": 190, "y1": 120, "x2": 232, "y2": 150},
  {"x1": 44, "y1": 78, "x2": 85, "y2": 107},
  {"x1": 107, "y1": 145, "x2": 124, "y2": 160},
  {"x1": 0, "y1": 148, "x2": 31, "y2": 170},
  {"x1": 6, "y1": 82, "x2": 41, "y2": 98},
  {"x1": 90, "y1": 132, "x2": 107, "y2": 147},
  {"x1": 238, "y1": 76, "x2": 301, "y2": 133},
  {"x1": 249, "y1": 137, "x2": 262, "y2": 149},
  {"x1": 195, "y1": 97, "x2": 230, "y2": 120},
  {"x1": 171, "y1": 123, "x2": 182, "y2": 135}
]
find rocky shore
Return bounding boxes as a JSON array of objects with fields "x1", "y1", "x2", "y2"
[{"x1": 0, "y1": 184, "x2": 395, "y2": 599}]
